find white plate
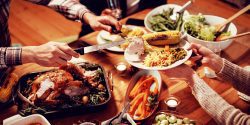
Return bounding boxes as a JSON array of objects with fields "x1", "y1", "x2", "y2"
[
  {"x1": 124, "y1": 40, "x2": 192, "y2": 70},
  {"x1": 96, "y1": 25, "x2": 146, "y2": 52},
  {"x1": 144, "y1": 4, "x2": 190, "y2": 32},
  {"x1": 3, "y1": 114, "x2": 51, "y2": 125}
]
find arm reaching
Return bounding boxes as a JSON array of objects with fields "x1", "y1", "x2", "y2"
[
  {"x1": 191, "y1": 73, "x2": 250, "y2": 125},
  {"x1": 161, "y1": 65, "x2": 250, "y2": 125},
  {"x1": 217, "y1": 59, "x2": 250, "y2": 96}
]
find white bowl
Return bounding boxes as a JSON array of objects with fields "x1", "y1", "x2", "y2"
[
  {"x1": 3, "y1": 114, "x2": 51, "y2": 125},
  {"x1": 144, "y1": 4, "x2": 189, "y2": 32},
  {"x1": 184, "y1": 15, "x2": 237, "y2": 52}
]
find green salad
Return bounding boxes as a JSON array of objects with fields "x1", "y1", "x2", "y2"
[
  {"x1": 149, "y1": 8, "x2": 184, "y2": 32},
  {"x1": 184, "y1": 14, "x2": 231, "y2": 41}
]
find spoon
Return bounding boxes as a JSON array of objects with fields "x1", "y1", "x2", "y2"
[
  {"x1": 170, "y1": 0, "x2": 194, "y2": 21},
  {"x1": 217, "y1": 31, "x2": 250, "y2": 41},
  {"x1": 215, "y1": 5, "x2": 250, "y2": 32}
]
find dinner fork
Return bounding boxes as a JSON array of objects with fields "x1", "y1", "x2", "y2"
[{"x1": 111, "y1": 102, "x2": 130, "y2": 124}]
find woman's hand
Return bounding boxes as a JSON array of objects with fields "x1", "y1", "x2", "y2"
[
  {"x1": 83, "y1": 12, "x2": 121, "y2": 32},
  {"x1": 188, "y1": 43, "x2": 223, "y2": 73},
  {"x1": 22, "y1": 42, "x2": 79, "y2": 67}
]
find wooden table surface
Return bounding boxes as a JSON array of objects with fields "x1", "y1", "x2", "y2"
[{"x1": 1, "y1": 0, "x2": 250, "y2": 125}]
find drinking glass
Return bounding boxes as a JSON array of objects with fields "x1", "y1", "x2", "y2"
[{"x1": 106, "y1": 0, "x2": 122, "y2": 19}]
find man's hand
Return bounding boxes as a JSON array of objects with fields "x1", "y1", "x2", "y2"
[
  {"x1": 22, "y1": 42, "x2": 79, "y2": 67},
  {"x1": 188, "y1": 43, "x2": 223, "y2": 73},
  {"x1": 83, "y1": 12, "x2": 121, "y2": 32}
]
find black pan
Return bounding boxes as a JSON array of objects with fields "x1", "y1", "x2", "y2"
[{"x1": 15, "y1": 62, "x2": 111, "y2": 117}]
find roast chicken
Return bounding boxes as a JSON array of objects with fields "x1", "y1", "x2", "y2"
[{"x1": 27, "y1": 63, "x2": 101, "y2": 105}]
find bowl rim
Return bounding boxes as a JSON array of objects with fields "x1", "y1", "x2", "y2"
[
  {"x1": 144, "y1": 4, "x2": 189, "y2": 32},
  {"x1": 183, "y1": 14, "x2": 237, "y2": 43}
]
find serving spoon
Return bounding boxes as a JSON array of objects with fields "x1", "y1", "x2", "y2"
[
  {"x1": 215, "y1": 5, "x2": 250, "y2": 32},
  {"x1": 216, "y1": 31, "x2": 250, "y2": 41},
  {"x1": 170, "y1": 0, "x2": 194, "y2": 21}
]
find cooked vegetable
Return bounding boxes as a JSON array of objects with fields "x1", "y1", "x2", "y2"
[
  {"x1": 142, "y1": 31, "x2": 181, "y2": 45},
  {"x1": 149, "y1": 8, "x2": 184, "y2": 32},
  {"x1": 184, "y1": 14, "x2": 231, "y2": 41},
  {"x1": 82, "y1": 96, "x2": 89, "y2": 104},
  {"x1": 154, "y1": 113, "x2": 196, "y2": 125},
  {"x1": 128, "y1": 75, "x2": 159, "y2": 120}
]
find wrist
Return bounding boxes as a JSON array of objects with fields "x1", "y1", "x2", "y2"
[
  {"x1": 210, "y1": 55, "x2": 223, "y2": 73},
  {"x1": 82, "y1": 12, "x2": 96, "y2": 24},
  {"x1": 22, "y1": 46, "x2": 36, "y2": 64}
]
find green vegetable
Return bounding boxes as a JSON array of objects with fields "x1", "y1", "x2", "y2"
[
  {"x1": 183, "y1": 118, "x2": 190, "y2": 124},
  {"x1": 169, "y1": 115, "x2": 177, "y2": 123},
  {"x1": 184, "y1": 14, "x2": 230, "y2": 41},
  {"x1": 149, "y1": 8, "x2": 184, "y2": 31}
]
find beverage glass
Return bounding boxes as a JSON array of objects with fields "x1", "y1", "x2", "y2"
[{"x1": 106, "y1": 0, "x2": 122, "y2": 19}]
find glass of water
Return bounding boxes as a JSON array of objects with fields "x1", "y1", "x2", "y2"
[{"x1": 106, "y1": 0, "x2": 122, "y2": 19}]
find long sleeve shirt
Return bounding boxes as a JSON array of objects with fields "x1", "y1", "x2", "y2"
[
  {"x1": 0, "y1": 0, "x2": 90, "y2": 68},
  {"x1": 191, "y1": 59, "x2": 250, "y2": 125}
]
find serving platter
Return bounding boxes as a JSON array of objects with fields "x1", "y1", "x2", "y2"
[
  {"x1": 16, "y1": 62, "x2": 111, "y2": 117},
  {"x1": 124, "y1": 70, "x2": 162, "y2": 122},
  {"x1": 124, "y1": 40, "x2": 192, "y2": 70}
]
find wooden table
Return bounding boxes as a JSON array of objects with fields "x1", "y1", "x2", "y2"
[{"x1": 1, "y1": 0, "x2": 250, "y2": 124}]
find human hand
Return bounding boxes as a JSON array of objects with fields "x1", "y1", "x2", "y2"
[
  {"x1": 188, "y1": 43, "x2": 223, "y2": 73},
  {"x1": 83, "y1": 12, "x2": 122, "y2": 32},
  {"x1": 101, "y1": 9, "x2": 113, "y2": 16},
  {"x1": 22, "y1": 42, "x2": 79, "y2": 67}
]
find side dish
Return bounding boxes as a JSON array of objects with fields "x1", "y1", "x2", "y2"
[
  {"x1": 153, "y1": 113, "x2": 196, "y2": 125},
  {"x1": 184, "y1": 14, "x2": 231, "y2": 41},
  {"x1": 128, "y1": 75, "x2": 159, "y2": 120},
  {"x1": 149, "y1": 8, "x2": 184, "y2": 32}
]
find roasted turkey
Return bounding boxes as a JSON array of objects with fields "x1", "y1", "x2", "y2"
[{"x1": 27, "y1": 63, "x2": 101, "y2": 105}]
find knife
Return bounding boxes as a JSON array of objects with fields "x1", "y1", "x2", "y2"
[{"x1": 74, "y1": 40, "x2": 125, "y2": 55}]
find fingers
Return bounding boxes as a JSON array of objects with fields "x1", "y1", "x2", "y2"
[
  {"x1": 98, "y1": 23, "x2": 112, "y2": 32},
  {"x1": 100, "y1": 16, "x2": 122, "y2": 31},
  {"x1": 57, "y1": 44, "x2": 80, "y2": 58},
  {"x1": 54, "y1": 57, "x2": 68, "y2": 66},
  {"x1": 101, "y1": 9, "x2": 112, "y2": 16},
  {"x1": 188, "y1": 43, "x2": 202, "y2": 50}
]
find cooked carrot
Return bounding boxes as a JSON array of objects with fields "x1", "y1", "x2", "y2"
[
  {"x1": 129, "y1": 76, "x2": 148, "y2": 98},
  {"x1": 129, "y1": 93, "x2": 144, "y2": 115},
  {"x1": 135, "y1": 102, "x2": 143, "y2": 116}
]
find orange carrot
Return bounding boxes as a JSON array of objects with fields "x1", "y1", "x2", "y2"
[
  {"x1": 129, "y1": 76, "x2": 148, "y2": 98},
  {"x1": 129, "y1": 94, "x2": 144, "y2": 115}
]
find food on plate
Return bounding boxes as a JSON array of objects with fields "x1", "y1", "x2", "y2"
[
  {"x1": 0, "y1": 73, "x2": 18, "y2": 103},
  {"x1": 125, "y1": 37, "x2": 145, "y2": 61},
  {"x1": 100, "y1": 31, "x2": 124, "y2": 42},
  {"x1": 128, "y1": 75, "x2": 159, "y2": 120},
  {"x1": 100, "y1": 25, "x2": 145, "y2": 43},
  {"x1": 142, "y1": 31, "x2": 181, "y2": 45},
  {"x1": 153, "y1": 113, "x2": 196, "y2": 125},
  {"x1": 149, "y1": 8, "x2": 184, "y2": 32},
  {"x1": 184, "y1": 14, "x2": 231, "y2": 41},
  {"x1": 144, "y1": 47, "x2": 187, "y2": 67},
  {"x1": 22, "y1": 63, "x2": 108, "y2": 107}
]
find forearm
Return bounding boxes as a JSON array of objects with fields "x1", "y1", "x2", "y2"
[
  {"x1": 217, "y1": 59, "x2": 250, "y2": 96},
  {"x1": 0, "y1": 47, "x2": 22, "y2": 68},
  {"x1": 27, "y1": 0, "x2": 91, "y2": 22},
  {"x1": 191, "y1": 74, "x2": 250, "y2": 125}
]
